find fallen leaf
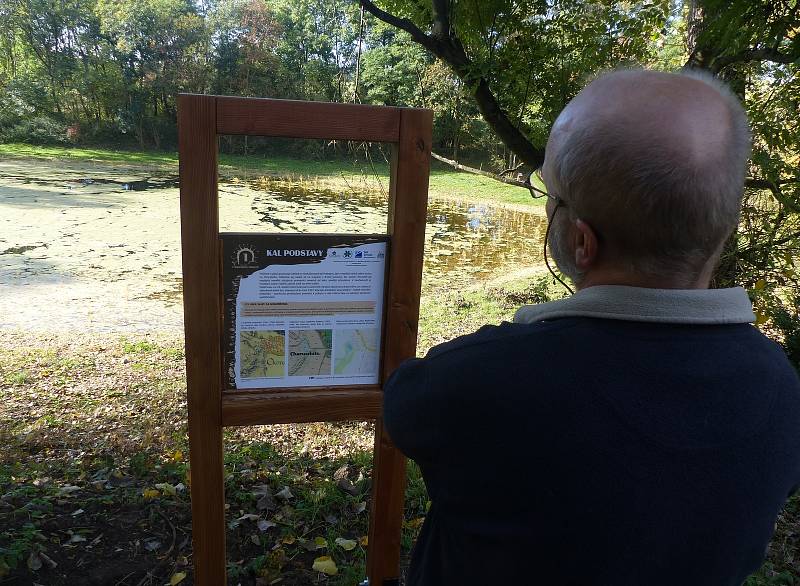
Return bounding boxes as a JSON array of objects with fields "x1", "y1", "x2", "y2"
[
  {"x1": 66, "y1": 533, "x2": 86, "y2": 544},
  {"x1": 312, "y1": 556, "x2": 338, "y2": 576},
  {"x1": 169, "y1": 572, "x2": 187, "y2": 585},
  {"x1": 276, "y1": 486, "x2": 293, "y2": 500},
  {"x1": 142, "y1": 488, "x2": 160, "y2": 499},
  {"x1": 253, "y1": 485, "x2": 276, "y2": 511},
  {"x1": 250, "y1": 534, "x2": 261, "y2": 546},
  {"x1": 27, "y1": 552, "x2": 42, "y2": 571},
  {"x1": 237, "y1": 513, "x2": 260, "y2": 522},
  {"x1": 336, "y1": 478, "x2": 359, "y2": 496},
  {"x1": 71, "y1": 508, "x2": 84, "y2": 516},
  {"x1": 314, "y1": 536, "x2": 327, "y2": 549},
  {"x1": 335, "y1": 537, "x2": 357, "y2": 551},
  {"x1": 352, "y1": 501, "x2": 366, "y2": 514},
  {"x1": 359, "y1": 535, "x2": 368, "y2": 547},
  {"x1": 144, "y1": 539, "x2": 161, "y2": 552},
  {"x1": 257, "y1": 519, "x2": 276, "y2": 532}
]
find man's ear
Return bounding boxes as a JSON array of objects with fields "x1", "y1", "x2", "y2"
[{"x1": 573, "y1": 218, "x2": 599, "y2": 271}]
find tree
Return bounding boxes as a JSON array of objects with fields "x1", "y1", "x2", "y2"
[{"x1": 359, "y1": 0, "x2": 671, "y2": 168}]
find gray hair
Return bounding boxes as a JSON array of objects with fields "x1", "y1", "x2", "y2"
[{"x1": 550, "y1": 69, "x2": 751, "y2": 282}]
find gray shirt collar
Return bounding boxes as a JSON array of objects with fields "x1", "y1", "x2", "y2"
[{"x1": 514, "y1": 285, "x2": 755, "y2": 325}]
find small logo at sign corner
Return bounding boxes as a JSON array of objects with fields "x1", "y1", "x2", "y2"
[
  {"x1": 355, "y1": 250, "x2": 363, "y2": 258},
  {"x1": 343, "y1": 250, "x2": 352, "y2": 258},
  {"x1": 234, "y1": 246, "x2": 257, "y2": 267}
]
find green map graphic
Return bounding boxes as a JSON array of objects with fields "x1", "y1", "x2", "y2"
[
  {"x1": 288, "y1": 330, "x2": 332, "y2": 376},
  {"x1": 334, "y1": 329, "x2": 379, "y2": 375},
  {"x1": 240, "y1": 330, "x2": 285, "y2": 379}
]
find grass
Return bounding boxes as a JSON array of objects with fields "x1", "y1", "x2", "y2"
[{"x1": 0, "y1": 143, "x2": 544, "y2": 208}]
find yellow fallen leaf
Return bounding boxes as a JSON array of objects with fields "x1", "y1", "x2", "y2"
[
  {"x1": 754, "y1": 279, "x2": 766, "y2": 290},
  {"x1": 172, "y1": 450, "x2": 183, "y2": 462},
  {"x1": 359, "y1": 535, "x2": 368, "y2": 547},
  {"x1": 756, "y1": 312, "x2": 768, "y2": 325},
  {"x1": 335, "y1": 537, "x2": 357, "y2": 551},
  {"x1": 169, "y1": 572, "x2": 187, "y2": 585},
  {"x1": 281, "y1": 535, "x2": 296, "y2": 545},
  {"x1": 314, "y1": 536, "x2": 327, "y2": 549},
  {"x1": 312, "y1": 555, "x2": 338, "y2": 575},
  {"x1": 142, "y1": 488, "x2": 160, "y2": 499}
]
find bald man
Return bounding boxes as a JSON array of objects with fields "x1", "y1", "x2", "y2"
[{"x1": 383, "y1": 70, "x2": 800, "y2": 586}]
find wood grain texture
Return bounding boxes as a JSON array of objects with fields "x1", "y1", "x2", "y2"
[
  {"x1": 368, "y1": 107, "x2": 433, "y2": 585},
  {"x1": 178, "y1": 94, "x2": 227, "y2": 586},
  {"x1": 221, "y1": 387, "x2": 382, "y2": 426},
  {"x1": 216, "y1": 96, "x2": 401, "y2": 141}
]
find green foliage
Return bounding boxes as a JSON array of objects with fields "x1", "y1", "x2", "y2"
[
  {"x1": 769, "y1": 297, "x2": 800, "y2": 372},
  {"x1": 1, "y1": 115, "x2": 67, "y2": 145}
]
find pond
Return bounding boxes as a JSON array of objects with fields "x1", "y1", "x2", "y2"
[{"x1": 0, "y1": 158, "x2": 546, "y2": 331}]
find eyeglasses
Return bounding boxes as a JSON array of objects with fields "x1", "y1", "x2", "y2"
[{"x1": 525, "y1": 168, "x2": 562, "y2": 204}]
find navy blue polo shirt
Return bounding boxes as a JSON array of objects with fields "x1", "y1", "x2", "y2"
[{"x1": 384, "y1": 287, "x2": 800, "y2": 585}]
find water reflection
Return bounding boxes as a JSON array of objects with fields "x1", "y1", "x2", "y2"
[{"x1": 236, "y1": 179, "x2": 547, "y2": 292}]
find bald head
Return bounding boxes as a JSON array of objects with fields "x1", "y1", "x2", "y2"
[{"x1": 543, "y1": 69, "x2": 750, "y2": 285}]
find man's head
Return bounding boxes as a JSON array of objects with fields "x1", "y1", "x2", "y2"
[{"x1": 542, "y1": 69, "x2": 751, "y2": 289}]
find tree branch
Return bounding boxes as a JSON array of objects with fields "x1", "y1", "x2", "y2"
[
  {"x1": 359, "y1": 0, "x2": 544, "y2": 168},
  {"x1": 431, "y1": 152, "x2": 528, "y2": 188},
  {"x1": 710, "y1": 46, "x2": 799, "y2": 73},
  {"x1": 745, "y1": 177, "x2": 800, "y2": 213},
  {"x1": 499, "y1": 161, "x2": 525, "y2": 176},
  {"x1": 357, "y1": 0, "x2": 437, "y2": 52}
]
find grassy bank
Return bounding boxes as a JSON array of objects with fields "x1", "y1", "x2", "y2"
[
  {"x1": 0, "y1": 143, "x2": 544, "y2": 208},
  {"x1": 1, "y1": 275, "x2": 797, "y2": 585}
]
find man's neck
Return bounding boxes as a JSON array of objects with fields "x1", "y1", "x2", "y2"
[{"x1": 575, "y1": 270, "x2": 712, "y2": 291}]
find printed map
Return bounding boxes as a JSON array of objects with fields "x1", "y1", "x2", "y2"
[
  {"x1": 240, "y1": 330, "x2": 285, "y2": 378},
  {"x1": 288, "y1": 330, "x2": 332, "y2": 376},
  {"x1": 334, "y1": 329, "x2": 379, "y2": 376}
]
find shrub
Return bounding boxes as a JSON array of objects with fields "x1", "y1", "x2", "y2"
[{"x1": 1, "y1": 116, "x2": 68, "y2": 145}]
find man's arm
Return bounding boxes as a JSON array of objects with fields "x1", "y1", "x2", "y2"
[{"x1": 382, "y1": 357, "x2": 442, "y2": 467}]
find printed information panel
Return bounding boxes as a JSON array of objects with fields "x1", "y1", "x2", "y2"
[{"x1": 221, "y1": 233, "x2": 389, "y2": 389}]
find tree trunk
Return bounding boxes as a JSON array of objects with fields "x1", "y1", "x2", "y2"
[{"x1": 352, "y1": 5, "x2": 364, "y2": 103}]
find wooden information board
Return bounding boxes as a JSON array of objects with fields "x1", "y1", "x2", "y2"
[{"x1": 177, "y1": 94, "x2": 432, "y2": 585}]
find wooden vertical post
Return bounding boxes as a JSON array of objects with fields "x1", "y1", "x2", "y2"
[
  {"x1": 178, "y1": 95, "x2": 227, "y2": 586},
  {"x1": 368, "y1": 108, "x2": 433, "y2": 584}
]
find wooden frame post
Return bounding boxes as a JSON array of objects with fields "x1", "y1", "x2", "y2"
[
  {"x1": 368, "y1": 109, "x2": 432, "y2": 583},
  {"x1": 178, "y1": 95, "x2": 432, "y2": 586},
  {"x1": 178, "y1": 95, "x2": 227, "y2": 585}
]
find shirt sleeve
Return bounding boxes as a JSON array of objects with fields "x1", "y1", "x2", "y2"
[{"x1": 382, "y1": 356, "x2": 440, "y2": 466}]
